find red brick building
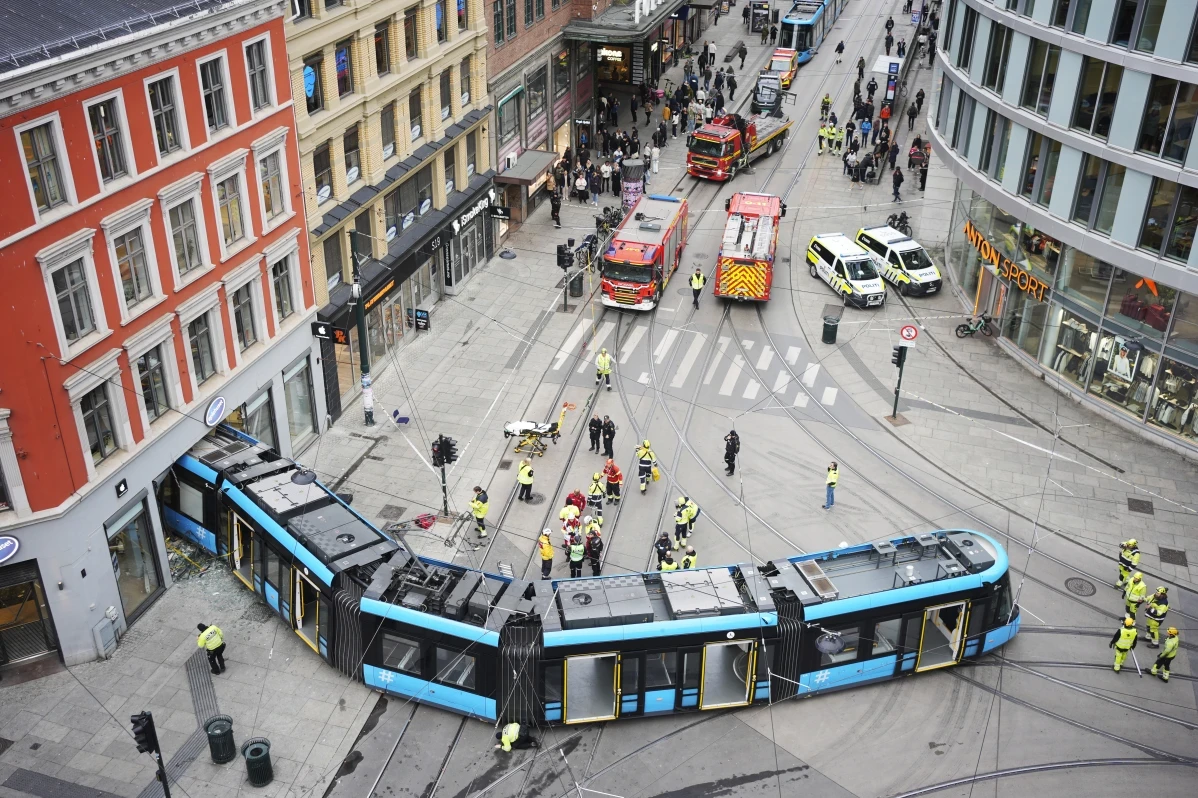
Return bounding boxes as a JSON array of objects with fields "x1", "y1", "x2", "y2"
[{"x1": 0, "y1": 0, "x2": 326, "y2": 668}]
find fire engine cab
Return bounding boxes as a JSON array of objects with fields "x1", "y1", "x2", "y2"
[{"x1": 600, "y1": 195, "x2": 690, "y2": 310}]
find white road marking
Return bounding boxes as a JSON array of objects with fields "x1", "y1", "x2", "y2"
[
  {"x1": 619, "y1": 325, "x2": 647, "y2": 364},
  {"x1": 553, "y1": 320, "x2": 590, "y2": 370},
  {"x1": 772, "y1": 372, "x2": 791, "y2": 394},
  {"x1": 802, "y1": 363, "x2": 820, "y2": 387},
  {"x1": 638, "y1": 372, "x2": 650, "y2": 384},
  {"x1": 719, "y1": 356, "x2": 744, "y2": 396},
  {"x1": 576, "y1": 321, "x2": 615, "y2": 373},
  {"x1": 654, "y1": 329, "x2": 679, "y2": 363},
  {"x1": 821, "y1": 387, "x2": 838, "y2": 406},
  {"x1": 704, "y1": 336, "x2": 732, "y2": 384},
  {"x1": 741, "y1": 339, "x2": 755, "y2": 351},
  {"x1": 794, "y1": 392, "x2": 809, "y2": 408},
  {"x1": 755, "y1": 345, "x2": 774, "y2": 371},
  {"x1": 743, "y1": 380, "x2": 760, "y2": 400},
  {"x1": 785, "y1": 346, "x2": 801, "y2": 365},
  {"x1": 671, "y1": 333, "x2": 708, "y2": 388}
]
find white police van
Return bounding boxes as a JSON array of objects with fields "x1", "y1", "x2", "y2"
[
  {"x1": 855, "y1": 226, "x2": 942, "y2": 296},
  {"x1": 806, "y1": 233, "x2": 886, "y2": 308}
]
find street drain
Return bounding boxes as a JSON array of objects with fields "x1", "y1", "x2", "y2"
[
  {"x1": 1159, "y1": 547, "x2": 1189, "y2": 567},
  {"x1": 527, "y1": 493, "x2": 545, "y2": 505},
  {"x1": 1127, "y1": 497, "x2": 1154, "y2": 515},
  {"x1": 1065, "y1": 577, "x2": 1097, "y2": 597}
]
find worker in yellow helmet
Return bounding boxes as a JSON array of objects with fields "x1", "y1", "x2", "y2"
[
  {"x1": 1116, "y1": 539, "x2": 1140, "y2": 587},
  {"x1": 1109, "y1": 616, "x2": 1138, "y2": 673},
  {"x1": 1151, "y1": 628, "x2": 1179, "y2": 682},
  {"x1": 1124, "y1": 572, "x2": 1148, "y2": 619}
]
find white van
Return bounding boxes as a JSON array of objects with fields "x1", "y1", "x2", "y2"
[
  {"x1": 855, "y1": 226, "x2": 942, "y2": 296},
  {"x1": 806, "y1": 233, "x2": 887, "y2": 308}
]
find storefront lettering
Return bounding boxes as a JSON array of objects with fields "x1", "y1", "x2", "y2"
[
  {"x1": 365, "y1": 279, "x2": 396, "y2": 311},
  {"x1": 962, "y1": 219, "x2": 1048, "y2": 302},
  {"x1": 452, "y1": 189, "x2": 498, "y2": 235},
  {"x1": 0, "y1": 535, "x2": 19, "y2": 565},
  {"x1": 597, "y1": 47, "x2": 625, "y2": 61}
]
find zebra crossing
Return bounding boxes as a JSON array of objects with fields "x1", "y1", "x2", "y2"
[{"x1": 544, "y1": 317, "x2": 860, "y2": 417}]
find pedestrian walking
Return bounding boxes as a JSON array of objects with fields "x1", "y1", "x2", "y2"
[
  {"x1": 1116, "y1": 538, "x2": 1140, "y2": 587},
  {"x1": 817, "y1": 123, "x2": 827, "y2": 154},
  {"x1": 588, "y1": 414, "x2": 603, "y2": 452},
  {"x1": 907, "y1": 102, "x2": 918, "y2": 130},
  {"x1": 517, "y1": 459, "x2": 534, "y2": 501},
  {"x1": 589, "y1": 171, "x2": 602, "y2": 205},
  {"x1": 595, "y1": 346, "x2": 613, "y2": 390},
  {"x1": 835, "y1": 40, "x2": 844, "y2": 63},
  {"x1": 635, "y1": 439, "x2": 658, "y2": 493},
  {"x1": 866, "y1": 77, "x2": 878, "y2": 100},
  {"x1": 928, "y1": 32, "x2": 936, "y2": 66},
  {"x1": 1144, "y1": 587, "x2": 1169, "y2": 647},
  {"x1": 197, "y1": 623, "x2": 227, "y2": 674},
  {"x1": 585, "y1": 524, "x2": 604, "y2": 576},
  {"x1": 761, "y1": 22, "x2": 769, "y2": 44},
  {"x1": 915, "y1": 88, "x2": 926, "y2": 113},
  {"x1": 681, "y1": 547, "x2": 699, "y2": 569},
  {"x1": 651, "y1": 144, "x2": 661, "y2": 172},
  {"x1": 888, "y1": 140, "x2": 899, "y2": 169},
  {"x1": 724, "y1": 429, "x2": 740, "y2": 475},
  {"x1": 770, "y1": 24, "x2": 778, "y2": 44},
  {"x1": 919, "y1": 161, "x2": 928, "y2": 191},
  {"x1": 857, "y1": 56, "x2": 866, "y2": 81},
  {"x1": 495, "y1": 722, "x2": 539, "y2": 751},
  {"x1": 1124, "y1": 572, "x2": 1148, "y2": 619},
  {"x1": 834, "y1": 125, "x2": 845, "y2": 155},
  {"x1": 550, "y1": 191, "x2": 561, "y2": 228},
  {"x1": 897, "y1": 38, "x2": 906, "y2": 57},
  {"x1": 892, "y1": 166, "x2": 904, "y2": 201},
  {"x1": 538, "y1": 532, "x2": 554, "y2": 578},
  {"x1": 714, "y1": 68, "x2": 725, "y2": 92},
  {"x1": 823, "y1": 462, "x2": 839, "y2": 509},
  {"x1": 1109, "y1": 617, "x2": 1138, "y2": 673},
  {"x1": 601, "y1": 415, "x2": 616, "y2": 458},
  {"x1": 917, "y1": 31, "x2": 929, "y2": 58},
  {"x1": 690, "y1": 268, "x2": 707, "y2": 308},
  {"x1": 738, "y1": 42, "x2": 748, "y2": 69},
  {"x1": 470, "y1": 486, "x2": 489, "y2": 538},
  {"x1": 727, "y1": 71, "x2": 738, "y2": 102},
  {"x1": 603, "y1": 458, "x2": 623, "y2": 503},
  {"x1": 742, "y1": 4, "x2": 750, "y2": 26},
  {"x1": 885, "y1": 34, "x2": 893, "y2": 56},
  {"x1": 1151, "y1": 628, "x2": 1180, "y2": 681},
  {"x1": 703, "y1": 67, "x2": 712, "y2": 91},
  {"x1": 885, "y1": 15, "x2": 894, "y2": 34}
]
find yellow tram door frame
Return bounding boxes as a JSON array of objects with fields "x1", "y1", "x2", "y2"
[
  {"x1": 562, "y1": 652, "x2": 621, "y2": 724},
  {"x1": 699, "y1": 639, "x2": 757, "y2": 710},
  {"x1": 293, "y1": 569, "x2": 320, "y2": 653},
  {"x1": 914, "y1": 601, "x2": 970, "y2": 673},
  {"x1": 229, "y1": 512, "x2": 253, "y2": 589}
]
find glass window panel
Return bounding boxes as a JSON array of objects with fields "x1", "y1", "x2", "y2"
[
  {"x1": 381, "y1": 102, "x2": 396, "y2": 155},
  {"x1": 406, "y1": 8, "x2": 419, "y2": 58},
  {"x1": 89, "y1": 99, "x2": 127, "y2": 183},
  {"x1": 437, "y1": 0, "x2": 447, "y2": 42},
  {"x1": 1070, "y1": 0, "x2": 1092, "y2": 33},
  {"x1": 1021, "y1": 132, "x2": 1043, "y2": 199},
  {"x1": 246, "y1": 41, "x2": 271, "y2": 111},
  {"x1": 22, "y1": 123, "x2": 65, "y2": 211},
  {"x1": 344, "y1": 125, "x2": 361, "y2": 181},
  {"x1": 284, "y1": 359, "x2": 317, "y2": 442},
  {"x1": 506, "y1": 0, "x2": 516, "y2": 37},
  {"x1": 1055, "y1": 247, "x2": 1111, "y2": 314},
  {"x1": 170, "y1": 200, "x2": 203, "y2": 274},
  {"x1": 53, "y1": 260, "x2": 96, "y2": 342},
  {"x1": 1021, "y1": 40, "x2": 1047, "y2": 110},
  {"x1": 645, "y1": 652, "x2": 677, "y2": 689},
  {"x1": 528, "y1": 67, "x2": 547, "y2": 118},
  {"x1": 819, "y1": 624, "x2": 860, "y2": 666},
  {"x1": 1139, "y1": 76, "x2": 1177, "y2": 156},
  {"x1": 1073, "y1": 154, "x2": 1100, "y2": 224},
  {"x1": 148, "y1": 77, "x2": 182, "y2": 155},
  {"x1": 381, "y1": 634, "x2": 423, "y2": 674},
  {"x1": 272, "y1": 258, "x2": 294, "y2": 320},
  {"x1": 1039, "y1": 306, "x2": 1100, "y2": 389},
  {"x1": 1072, "y1": 58, "x2": 1103, "y2": 133},
  {"x1": 1107, "y1": 268, "x2": 1177, "y2": 340},
  {"x1": 1111, "y1": 0, "x2": 1138, "y2": 46},
  {"x1": 993, "y1": 119, "x2": 1012, "y2": 182},
  {"x1": 115, "y1": 228, "x2": 153, "y2": 308},
  {"x1": 107, "y1": 503, "x2": 161, "y2": 617},
  {"x1": 81, "y1": 386, "x2": 117, "y2": 464},
  {"x1": 335, "y1": 39, "x2": 354, "y2": 97},
  {"x1": 435, "y1": 647, "x2": 476, "y2": 689},
  {"x1": 313, "y1": 142, "x2": 332, "y2": 198},
  {"x1": 460, "y1": 57, "x2": 472, "y2": 105},
  {"x1": 1088, "y1": 329, "x2": 1158, "y2": 414},
  {"x1": 410, "y1": 89, "x2": 423, "y2": 140},
  {"x1": 440, "y1": 69, "x2": 452, "y2": 118},
  {"x1": 872, "y1": 619, "x2": 902, "y2": 656},
  {"x1": 1147, "y1": 356, "x2": 1198, "y2": 439},
  {"x1": 1037, "y1": 45, "x2": 1061, "y2": 116},
  {"x1": 200, "y1": 59, "x2": 229, "y2": 131},
  {"x1": 189, "y1": 315, "x2": 216, "y2": 382},
  {"x1": 1004, "y1": 292, "x2": 1049, "y2": 360},
  {"x1": 1163, "y1": 83, "x2": 1198, "y2": 163},
  {"x1": 1135, "y1": 0, "x2": 1168, "y2": 54},
  {"x1": 233, "y1": 283, "x2": 257, "y2": 350},
  {"x1": 1094, "y1": 163, "x2": 1125, "y2": 234},
  {"x1": 1168, "y1": 293, "x2": 1198, "y2": 360},
  {"x1": 1036, "y1": 140, "x2": 1062, "y2": 206},
  {"x1": 1016, "y1": 227, "x2": 1062, "y2": 283},
  {"x1": 1189, "y1": 22, "x2": 1198, "y2": 64},
  {"x1": 137, "y1": 346, "x2": 170, "y2": 421},
  {"x1": 1051, "y1": 0, "x2": 1070, "y2": 28},
  {"x1": 1093, "y1": 64, "x2": 1121, "y2": 139},
  {"x1": 1165, "y1": 185, "x2": 1198, "y2": 262},
  {"x1": 217, "y1": 175, "x2": 244, "y2": 245},
  {"x1": 553, "y1": 48, "x2": 570, "y2": 99},
  {"x1": 458, "y1": 0, "x2": 468, "y2": 29},
  {"x1": 375, "y1": 22, "x2": 391, "y2": 77},
  {"x1": 304, "y1": 55, "x2": 324, "y2": 115},
  {"x1": 1140, "y1": 178, "x2": 1178, "y2": 254},
  {"x1": 260, "y1": 152, "x2": 284, "y2": 220}
]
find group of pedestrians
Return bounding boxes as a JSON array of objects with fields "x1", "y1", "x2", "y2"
[{"x1": 1110, "y1": 539, "x2": 1180, "y2": 681}]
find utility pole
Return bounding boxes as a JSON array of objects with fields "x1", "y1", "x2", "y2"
[
  {"x1": 890, "y1": 344, "x2": 909, "y2": 419},
  {"x1": 350, "y1": 230, "x2": 374, "y2": 426}
]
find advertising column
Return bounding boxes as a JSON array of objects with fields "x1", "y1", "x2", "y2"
[{"x1": 621, "y1": 158, "x2": 646, "y2": 211}]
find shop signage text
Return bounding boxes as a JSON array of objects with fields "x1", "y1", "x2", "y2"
[
  {"x1": 962, "y1": 220, "x2": 1049, "y2": 302},
  {"x1": 452, "y1": 189, "x2": 498, "y2": 235},
  {"x1": 312, "y1": 321, "x2": 347, "y2": 341},
  {"x1": 415, "y1": 309, "x2": 431, "y2": 331},
  {"x1": 365, "y1": 279, "x2": 396, "y2": 311},
  {"x1": 0, "y1": 535, "x2": 19, "y2": 565},
  {"x1": 598, "y1": 47, "x2": 626, "y2": 62},
  {"x1": 204, "y1": 396, "x2": 226, "y2": 427}
]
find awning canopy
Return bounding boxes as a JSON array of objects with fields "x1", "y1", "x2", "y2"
[
  {"x1": 688, "y1": 0, "x2": 718, "y2": 8},
  {"x1": 494, "y1": 149, "x2": 559, "y2": 185}
]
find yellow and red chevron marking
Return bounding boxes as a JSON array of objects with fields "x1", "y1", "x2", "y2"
[{"x1": 715, "y1": 258, "x2": 771, "y2": 300}]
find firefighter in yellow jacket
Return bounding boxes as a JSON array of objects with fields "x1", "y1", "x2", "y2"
[
  {"x1": 595, "y1": 347, "x2": 613, "y2": 390},
  {"x1": 1144, "y1": 586, "x2": 1169, "y2": 647},
  {"x1": 1152, "y1": 628, "x2": 1180, "y2": 682},
  {"x1": 1124, "y1": 572, "x2": 1148, "y2": 619},
  {"x1": 1109, "y1": 616, "x2": 1138, "y2": 672},
  {"x1": 1116, "y1": 539, "x2": 1140, "y2": 587},
  {"x1": 470, "y1": 486, "x2": 489, "y2": 538}
]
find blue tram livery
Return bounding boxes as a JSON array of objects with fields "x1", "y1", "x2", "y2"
[
  {"x1": 164, "y1": 427, "x2": 1020, "y2": 725},
  {"x1": 778, "y1": 0, "x2": 850, "y2": 64}
]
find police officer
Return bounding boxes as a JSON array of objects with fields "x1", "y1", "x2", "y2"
[
  {"x1": 495, "y1": 722, "x2": 539, "y2": 751},
  {"x1": 820, "y1": 93, "x2": 832, "y2": 121},
  {"x1": 658, "y1": 551, "x2": 679, "y2": 571},
  {"x1": 603, "y1": 459, "x2": 623, "y2": 504},
  {"x1": 584, "y1": 520, "x2": 604, "y2": 576},
  {"x1": 690, "y1": 268, "x2": 707, "y2": 308},
  {"x1": 1124, "y1": 572, "x2": 1148, "y2": 619},
  {"x1": 1109, "y1": 616, "x2": 1138, "y2": 673},
  {"x1": 834, "y1": 125, "x2": 845, "y2": 156},
  {"x1": 655, "y1": 531, "x2": 672, "y2": 566},
  {"x1": 601, "y1": 415, "x2": 617, "y2": 457},
  {"x1": 817, "y1": 122, "x2": 828, "y2": 154},
  {"x1": 724, "y1": 429, "x2": 740, "y2": 475},
  {"x1": 1152, "y1": 627, "x2": 1180, "y2": 682},
  {"x1": 1116, "y1": 538, "x2": 1140, "y2": 587},
  {"x1": 587, "y1": 472, "x2": 605, "y2": 520},
  {"x1": 197, "y1": 623, "x2": 227, "y2": 675},
  {"x1": 538, "y1": 531, "x2": 555, "y2": 579},
  {"x1": 517, "y1": 459, "x2": 534, "y2": 501},
  {"x1": 673, "y1": 503, "x2": 690, "y2": 552},
  {"x1": 567, "y1": 533, "x2": 587, "y2": 577},
  {"x1": 470, "y1": 486, "x2": 490, "y2": 538},
  {"x1": 595, "y1": 347, "x2": 613, "y2": 390},
  {"x1": 1144, "y1": 587, "x2": 1169, "y2": 647},
  {"x1": 866, "y1": 77, "x2": 878, "y2": 101},
  {"x1": 635, "y1": 440, "x2": 657, "y2": 493},
  {"x1": 681, "y1": 546, "x2": 698, "y2": 569},
  {"x1": 588, "y1": 414, "x2": 603, "y2": 452}
]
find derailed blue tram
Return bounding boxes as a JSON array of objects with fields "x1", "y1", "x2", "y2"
[{"x1": 164, "y1": 426, "x2": 1020, "y2": 725}]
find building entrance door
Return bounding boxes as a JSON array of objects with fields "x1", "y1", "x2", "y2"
[{"x1": 0, "y1": 569, "x2": 58, "y2": 666}]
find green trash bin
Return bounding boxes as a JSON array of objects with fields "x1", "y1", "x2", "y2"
[
  {"x1": 241, "y1": 737, "x2": 273, "y2": 787},
  {"x1": 205, "y1": 715, "x2": 236, "y2": 764},
  {"x1": 821, "y1": 316, "x2": 839, "y2": 344},
  {"x1": 569, "y1": 270, "x2": 585, "y2": 298}
]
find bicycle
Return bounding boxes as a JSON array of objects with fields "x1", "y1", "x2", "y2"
[
  {"x1": 887, "y1": 211, "x2": 912, "y2": 236},
  {"x1": 955, "y1": 314, "x2": 995, "y2": 338}
]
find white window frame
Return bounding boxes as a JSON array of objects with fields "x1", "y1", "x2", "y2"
[
  {"x1": 222, "y1": 255, "x2": 269, "y2": 365},
  {"x1": 81, "y1": 89, "x2": 138, "y2": 193},
  {"x1": 123, "y1": 312, "x2": 185, "y2": 437},
  {"x1": 206, "y1": 149, "x2": 256, "y2": 262},
  {"x1": 251, "y1": 127, "x2": 294, "y2": 233},
  {"x1": 101, "y1": 198, "x2": 166, "y2": 325},
  {"x1": 159, "y1": 172, "x2": 215, "y2": 291},
  {"x1": 176, "y1": 282, "x2": 228, "y2": 397},
  {"x1": 196, "y1": 50, "x2": 236, "y2": 141},
  {"x1": 142, "y1": 68, "x2": 192, "y2": 164},
  {"x1": 0, "y1": 409, "x2": 31, "y2": 516},
  {"x1": 243, "y1": 33, "x2": 279, "y2": 117},
  {"x1": 63, "y1": 348, "x2": 133, "y2": 482},
  {"x1": 37, "y1": 228, "x2": 110, "y2": 362},
  {"x1": 13, "y1": 111, "x2": 77, "y2": 225},
  {"x1": 263, "y1": 229, "x2": 304, "y2": 325}
]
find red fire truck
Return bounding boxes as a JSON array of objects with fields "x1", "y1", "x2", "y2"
[
  {"x1": 600, "y1": 195, "x2": 690, "y2": 310},
  {"x1": 686, "y1": 113, "x2": 791, "y2": 181},
  {"x1": 714, "y1": 192, "x2": 786, "y2": 301}
]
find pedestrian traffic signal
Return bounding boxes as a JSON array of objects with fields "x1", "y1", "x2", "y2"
[
  {"x1": 891, "y1": 345, "x2": 908, "y2": 368},
  {"x1": 557, "y1": 244, "x2": 572, "y2": 271},
  {"x1": 431, "y1": 438, "x2": 444, "y2": 468},
  {"x1": 130, "y1": 712, "x2": 159, "y2": 754},
  {"x1": 441, "y1": 435, "x2": 459, "y2": 464}
]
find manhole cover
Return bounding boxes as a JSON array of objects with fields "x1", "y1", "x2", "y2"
[
  {"x1": 1127, "y1": 497, "x2": 1154, "y2": 515},
  {"x1": 378, "y1": 504, "x2": 406, "y2": 520},
  {"x1": 498, "y1": 460, "x2": 513, "y2": 470},
  {"x1": 1065, "y1": 577, "x2": 1097, "y2": 596},
  {"x1": 527, "y1": 493, "x2": 545, "y2": 505},
  {"x1": 1159, "y1": 547, "x2": 1189, "y2": 567}
]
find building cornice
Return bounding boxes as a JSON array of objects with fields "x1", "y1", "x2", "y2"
[{"x1": 0, "y1": 0, "x2": 287, "y2": 119}]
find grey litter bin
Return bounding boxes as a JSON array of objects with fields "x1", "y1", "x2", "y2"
[
  {"x1": 241, "y1": 737, "x2": 273, "y2": 787},
  {"x1": 569, "y1": 270, "x2": 585, "y2": 297},
  {"x1": 822, "y1": 316, "x2": 839, "y2": 344},
  {"x1": 205, "y1": 715, "x2": 236, "y2": 764}
]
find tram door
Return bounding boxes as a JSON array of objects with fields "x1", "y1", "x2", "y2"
[
  {"x1": 563, "y1": 653, "x2": 620, "y2": 723},
  {"x1": 700, "y1": 640, "x2": 756, "y2": 709},
  {"x1": 293, "y1": 570, "x2": 321, "y2": 653},
  {"x1": 229, "y1": 512, "x2": 254, "y2": 589},
  {"x1": 915, "y1": 602, "x2": 969, "y2": 672}
]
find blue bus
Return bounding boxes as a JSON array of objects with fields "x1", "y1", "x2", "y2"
[
  {"x1": 778, "y1": 0, "x2": 849, "y2": 64},
  {"x1": 164, "y1": 427, "x2": 1019, "y2": 725}
]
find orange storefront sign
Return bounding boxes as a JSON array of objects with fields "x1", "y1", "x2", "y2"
[{"x1": 962, "y1": 220, "x2": 1048, "y2": 302}]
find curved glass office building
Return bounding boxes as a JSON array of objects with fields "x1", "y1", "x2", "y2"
[{"x1": 932, "y1": 0, "x2": 1198, "y2": 454}]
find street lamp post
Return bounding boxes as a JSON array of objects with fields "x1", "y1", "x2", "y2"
[{"x1": 350, "y1": 230, "x2": 374, "y2": 426}]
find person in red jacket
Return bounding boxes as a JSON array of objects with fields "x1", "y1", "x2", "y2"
[
  {"x1": 603, "y1": 459, "x2": 623, "y2": 504},
  {"x1": 567, "y1": 489, "x2": 586, "y2": 513}
]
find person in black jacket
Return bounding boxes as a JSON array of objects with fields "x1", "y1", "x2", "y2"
[
  {"x1": 601, "y1": 416, "x2": 617, "y2": 458},
  {"x1": 723, "y1": 430, "x2": 741, "y2": 476},
  {"x1": 892, "y1": 167, "x2": 905, "y2": 202},
  {"x1": 588, "y1": 414, "x2": 603, "y2": 452}
]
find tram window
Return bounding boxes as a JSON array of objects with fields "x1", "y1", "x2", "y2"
[
  {"x1": 621, "y1": 657, "x2": 640, "y2": 694},
  {"x1": 381, "y1": 633, "x2": 423, "y2": 675},
  {"x1": 263, "y1": 546, "x2": 281, "y2": 588},
  {"x1": 871, "y1": 618, "x2": 901, "y2": 656},
  {"x1": 819, "y1": 624, "x2": 860, "y2": 666},
  {"x1": 644, "y1": 652, "x2": 677, "y2": 689},
  {"x1": 968, "y1": 601, "x2": 988, "y2": 639},
  {"x1": 178, "y1": 479, "x2": 205, "y2": 522},
  {"x1": 544, "y1": 662, "x2": 563, "y2": 702},
  {"x1": 681, "y1": 651, "x2": 701, "y2": 689},
  {"x1": 901, "y1": 612, "x2": 924, "y2": 652},
  {"x1": 993, "y1": 575, "x2": 1013, "y2": 624},
  {"x1": 435, "y1": 646, "x2": 476, "y2": 690}
]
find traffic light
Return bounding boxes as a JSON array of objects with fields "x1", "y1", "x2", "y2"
[
  {"x1": 441, "y1": 435, "x2": 459, "y2": 464},
  {"x1": 557, "y1": 244, "x2": 572, "y2": 271},
  {"x1": 130, "y1": 712, "x2": 159, "y2": 754},
  {"x1": 431, "y1": 438, "x2": 444, "y2": 468},
  {"x1": 891, "y1": 345, "x2": 908, "y2": 369}
]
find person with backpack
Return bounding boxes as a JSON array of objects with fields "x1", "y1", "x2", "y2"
[{"x1": 727, "y1": 70, "x2": 738, "y2": 102}]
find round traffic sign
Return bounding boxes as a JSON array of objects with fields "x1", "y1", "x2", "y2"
[{"x1": 900, "y1": 324, "x2": 919, "y2": 341}]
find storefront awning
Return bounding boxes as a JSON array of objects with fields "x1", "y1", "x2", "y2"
[
  {"x1": 687, "y1": 0, "x2": 718, "y2": 8},
  {"x1": 494, "y1": 150, "x2": 559, "y2": 186},
  {"x1": 564, "y1": 0, "x2": 690, "y2": 43}
]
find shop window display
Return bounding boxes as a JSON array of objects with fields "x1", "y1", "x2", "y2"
[
  {"x1": 1003, "y1": 292, "x2": 1048, "y2": 360},
  {"x1": 1015, "y1": 226, "x2": 1061, "y2": 283},
  {"x1": 1168, "y1": 292, "x2": 1198, "y2": 359},
  {"x1": 1040, "y1": 306, "x2": 1100, "y2": 389},
  {"x1": 1147, "y1": 357, "x2": 1198, "y2": 439},
  {"x1": 1105, "y1": 269, "x2": 1176, "y2": 340},
  {"x1": 1054, "y1": 248, "x2": 1112, "y2": 314},
  {"x1": 1087, "y1": 332, "x2": 1157, "y2": 417}
]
